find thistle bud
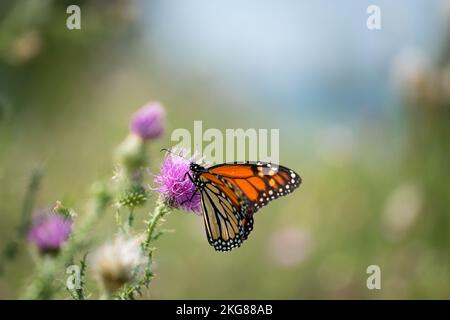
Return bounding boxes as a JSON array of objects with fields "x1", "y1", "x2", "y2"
[
  {"x1": 115, "y1": 134, "x2": 146, "y2": 173},
  {"x1": 118, "y1": 185, "x2": 148, "y2": 208}
]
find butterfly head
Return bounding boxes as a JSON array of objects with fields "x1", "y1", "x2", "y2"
[{"x1": 190, "y1": 162, "x2": 205, "y2": 174}]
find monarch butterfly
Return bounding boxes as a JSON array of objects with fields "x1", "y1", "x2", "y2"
[{"x1": 188, "y1": 160, "x2": 302, "y2": 252}]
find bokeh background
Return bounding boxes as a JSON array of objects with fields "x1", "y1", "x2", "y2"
[{"x1": 1, "y1": 0, "x2": 450, "y2": 299}]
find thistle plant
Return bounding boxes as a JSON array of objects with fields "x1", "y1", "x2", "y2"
[
  {"x1": 14, "y1": 101, "x2": 200, "y2": 300},
  {"x1": 27, "y1": 209, "x2": 73, "y2": 255}
]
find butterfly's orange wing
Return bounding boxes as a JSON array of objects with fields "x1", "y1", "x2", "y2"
[{"x1": 207, "y1": 161, "x2": 301, "y2": 212}]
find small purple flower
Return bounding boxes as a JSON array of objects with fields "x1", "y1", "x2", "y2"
[
  {"x1": 154, "y1": 149, "x2": 201, "y2": 214},
  {"x1": 129, "y1": 102, "x2": 165, "y2": 140},
  {"x1": 27, "y1": 210, "x2": 73, "y2": 254}
]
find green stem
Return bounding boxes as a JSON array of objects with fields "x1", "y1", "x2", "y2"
[
  {"x1": 115, "y1": 209, "x2": 122, "y2": 229},
  {"x1": 117, "y1": 199, "x2": 171, "y2": 300},
  {"x1": 127, "y1": 208, "x2": 134, "y2": 230},
  {"x1": 0, "y1": 169, "x2": 42, "y2": 275},
  {"x1": 142, "y1": 199, "x2": 171, "y2": 252},
  {"x1": 18, "y1": 169, "x2": 43, "y2": 236}
]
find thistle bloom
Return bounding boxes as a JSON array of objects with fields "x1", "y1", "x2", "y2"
[
  {"x1": 90, "y1": 236, "x2": 148, "y2": 293},
  {"x1": 129, "y1": 102, "x2": 165, "y2": 140},
  {"x1": 27, "y1": 210, "x2": 73, "y2": 254},
  {"x1": 154, "y1": 148, "x2": 202, "y2": 213}
]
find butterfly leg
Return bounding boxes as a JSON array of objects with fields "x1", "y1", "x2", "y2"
[
  {"x1": 176, "y1": 171, "x2": 192, "y2": 183},
  {"x1": 178, "y1": 171, "x2": 199, "y2": 206},
  {"x1": 179, "y1": 188, "x2": 199, "y2": 206}
]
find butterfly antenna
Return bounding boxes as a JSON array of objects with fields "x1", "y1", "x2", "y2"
[{"x1": 160, "y1": 148, "x2": 190, "y2": 161}]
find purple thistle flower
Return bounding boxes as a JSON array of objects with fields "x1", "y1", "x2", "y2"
[
  {"x1": 27, "y1": 210, "x2": 73, "y2": 254},
  {"x1": 154, "y1": 149, "x2": 202, "y2": 214},
  {"x1": 129, "y1": 102, "x2": 165, "y2": 140}
]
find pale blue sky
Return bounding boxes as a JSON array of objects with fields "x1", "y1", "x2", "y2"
[{"x1": 140, "y1": 0, "x2": 446, "y2": 117}]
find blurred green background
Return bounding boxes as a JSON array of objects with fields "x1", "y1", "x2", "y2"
[{"x1": 1, "y1": 0, "x2": 450, "y2": 299}]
